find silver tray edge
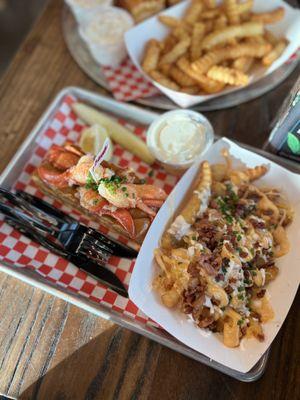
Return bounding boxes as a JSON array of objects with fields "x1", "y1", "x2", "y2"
[{"x1": 2, "y1": 86, "x2": 298, "y2": 381}]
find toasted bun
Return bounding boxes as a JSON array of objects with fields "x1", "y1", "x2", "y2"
[{"x1": 32, "y1": 171, "x2": 150, "y2": 244}]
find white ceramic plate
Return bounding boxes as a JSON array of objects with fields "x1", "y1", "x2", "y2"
[
  {"x1": 125, "y1": 0, "x2": 300, "y2": 108},
  {"x1": 129, "y1": 138, "x2": 300, "y2": 373}
]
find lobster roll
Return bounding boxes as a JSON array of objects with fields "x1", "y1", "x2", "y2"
[{"x1": 33, "y1": 143, "x2": 167, "y2": 244}]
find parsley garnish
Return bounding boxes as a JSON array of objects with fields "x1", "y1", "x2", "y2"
[
  {"x1": 98, "y1": 175, "x2": 127, "y2": 194},
  {"x1": 85, "y1": 172, "x2": 98, "y2": 191},
  {"x1": 226, "y1": 183, "x2": 239, "y2": 203}
]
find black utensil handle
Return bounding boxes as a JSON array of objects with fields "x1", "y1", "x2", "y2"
[
  {"x1": 3, "y1": 215, "x2": 68, "y2": 258},
  {"x1": 4, "y1": 216, "x2": 128, "y2": 298},
  {"x1": 16, "y1": 190, "x2": 76, "y2": 224},
  {"x1": 0, "y1": 200, "x2": 54, "y2": 235}
]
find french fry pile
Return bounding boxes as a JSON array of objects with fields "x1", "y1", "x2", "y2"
[{"x1": 141, "y1": 0, "x2": 288, "y2": 95}]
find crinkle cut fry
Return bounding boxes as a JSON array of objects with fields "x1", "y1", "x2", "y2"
[
  {"x1": 207, "y1": 65, "x2": 249, "y2": 86},
  {"x1": 224, "y1": 0, "x2": 240, "y2": 25},
  {"x1": 232, "y1": 56, "x2": 254, "y2": 72},
  {"x1": 190, "y1": 22, "x2": 205, "y2": 62},
  {"x1": 191, "y1": 42, "x2": 272, "y2": 74},
  {"x1": 177, "y1": 57, "x2": 225, "y2": 94},
  {"x1": 169, "y1": 65, "x2": 198, "y2": 87},
  {"x1": 251, "y1": 7, "x2": 285, "y2": 24},
  {"x1": 201, "y1": 21, "x2": 264, "y2": 50},
  {"x1": 142, "y1": 39, "x2": 161, "y2": 73},
  {"x1": 263, "y1": 39, "x2": 288, "y2": 66},
  {"x1": 161, "y1": 161, "x2": 212, "y2": 250},
  {"x1": 149, "y1": 70, "x2": 179, "y2": 91},
  {"x1": 159, "y1": 37, "x2": 191, "y2": 66},
  {"x1": 184, "y1": 0, "x2": 203, "y2": 24}
]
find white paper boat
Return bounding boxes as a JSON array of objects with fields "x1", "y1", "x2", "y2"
[
  {"x1": 125, "y1": 0, "x2": 300, "y2": 108},
  {"x1": 129, "y1": 138, "x2": 300, "y2": 373}
]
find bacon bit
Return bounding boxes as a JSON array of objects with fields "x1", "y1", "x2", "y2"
[
  {"x1": 211, "y1": 298, "x2": 220, "y2": 306},
  {"x1": 260, "y1": 261, "x2": 275, "y2": 269},
  {"x1": 250, "y1": 219, "x2": 266, "y2": 229},
  {"x1": 247, "y1": 192, "x2": 261, "y2": 201},
  {"x1": 197, "y1": 315, "x2": 215, "y2": 328},
  {"x1": 239, "y1": 250, "x2": 248, "y2": 258},
  {"x1": 257, "y1": 289, "x2": 266, "y2": 298},
  {"x1": 194, "y1": 220, "x2": 218, "y2": 250},
  {"x1": 184, "y1": 305, "x2": 193, "y2": 314},
  {"x1": 225, "y1": 285, "x2": 234, "y2": 294},
  {"x1": 196, "y1": 254, "x2": 221, "y2": 276},
  {"x1": 215, "y1": 273, "x2": 225, "y2": 282},
  {"x1": 251, "y1": 311, "x2": 261, "y2": 322},
  {"x1": 225, "y1": 242, "x2": 234, "y2": 252},
  {"x1": 235, "y1": 204, "x2": 247, "y2": 217},
  {"x1": 244, "y1": 270, "x2": 250, "y2": 279},
  {"x1": 182, "y1": 278, "x2": 206, "y2": 316},
  {"x1": 210, "y1": 199, "x2": 219, "y2": 209},
  {"x1": 262, "y1": 209, "x2": 274, "y2": 216},
  {"x1": 229, "y1": 277, "x2": 237, "y2": 284},
  {"x1": 187, "y1": 262, "x2": 200, "y2": 278},
  {"x1": 257, "y1": 333, "x2": 265, "y2": 342},
  {"x1": 241, "y1": 326, "x2": 247, "y2": 335}
]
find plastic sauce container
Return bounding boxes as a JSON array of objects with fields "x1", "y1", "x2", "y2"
[
  {"x1": 146, "y1": 110, "x2": 214, "y2": 174},
  {"x1": 65, "y1": 0, "x2": 113, "y2": 25},
  {"x1": 79, "y1": 6, "x2": 134, "y2": 67}
]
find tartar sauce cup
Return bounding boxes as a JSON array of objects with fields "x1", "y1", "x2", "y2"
[
  {"x1": 78, "y1": 6, "x2": 134, "y2": 67},
  {"x1": 65, "y1": 0, "x2": 113, "y2": 25},
  {"x1": 146, "y1": 110, "x2": 214, "y2": 174}
]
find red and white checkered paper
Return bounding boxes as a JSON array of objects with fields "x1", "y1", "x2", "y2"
[
  {"x1": 0, "y1": 94, "x2": 179, "y2": 328},
  {"x1": 102, "y1": 58, "x2": 159, "y2": 102}
]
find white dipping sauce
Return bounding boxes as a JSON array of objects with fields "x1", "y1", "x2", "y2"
[
  {"x1": 147, "y1": 110, "x2": 214, "y2": 171},
  {"x1": 155, "y1": 115, "x2": 206, "y2": 163}
]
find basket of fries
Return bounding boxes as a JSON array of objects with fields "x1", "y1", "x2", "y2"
[{"x1": 125, "y1": 0, "x2": 300, "y2": 108}]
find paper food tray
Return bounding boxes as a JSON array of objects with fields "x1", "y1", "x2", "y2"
[
  {"x1": 129, "y1": 137, "x2": 300, "y2": 373},
  {"x1": 125, "y1": 0, "x2": 300, "y2": 108}
]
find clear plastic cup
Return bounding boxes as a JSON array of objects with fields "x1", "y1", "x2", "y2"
[
  {"x1": 78, "y1": 6, "x2": 134, "y2": 67},
  {"x1": 65, "y1": 0, "x2": 113, "y2": 25},
  {"x1": 146, "y1": 110, "x2": 214, "y2": 175}
]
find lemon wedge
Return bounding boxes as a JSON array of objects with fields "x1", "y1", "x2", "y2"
[{"x1": 79, "y1": 124, "x2": 113, "y2": 160}]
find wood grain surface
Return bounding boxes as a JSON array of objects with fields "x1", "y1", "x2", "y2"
[{"x1": 0, "y1": 0, "x2": 299, "y2": 399}]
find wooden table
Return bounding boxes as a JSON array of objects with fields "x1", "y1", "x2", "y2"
[{"x1": 0, "y1": 0, "x2": 299, "y2": 399}]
